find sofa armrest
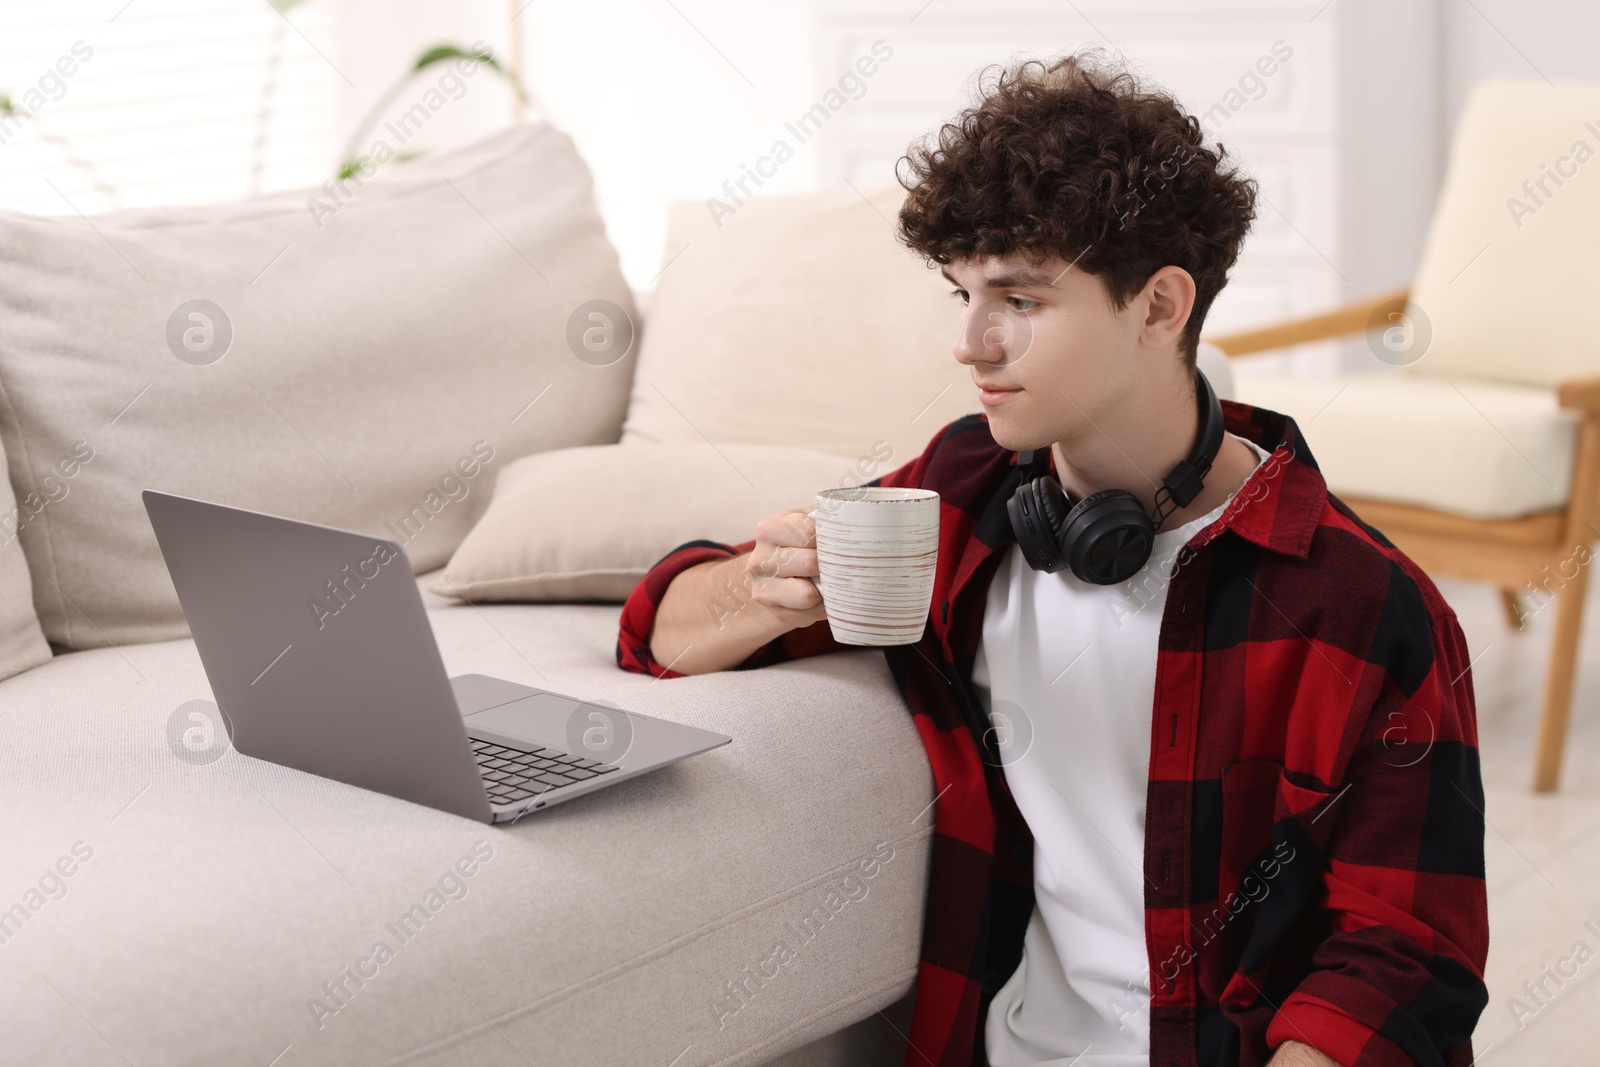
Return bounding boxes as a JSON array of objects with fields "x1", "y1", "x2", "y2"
[{"x1": 1206, "y1": 288, "x2": 1411, "y2": 357}]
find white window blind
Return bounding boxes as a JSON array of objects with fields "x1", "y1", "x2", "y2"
[{"x1": 0, "y1": 0, "x2": 343, "y2": 215}]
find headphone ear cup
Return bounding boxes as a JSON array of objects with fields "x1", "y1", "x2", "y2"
[
  {"x1": 1008, "y1": 474, "x2": 1072, "y2": 573},
  {"x1": 1060, "y1": 488, "x2": 1156, "y2": 585},
  {"x1": 1033, "y1": 475, "x2": 1072, "y2": 551}
]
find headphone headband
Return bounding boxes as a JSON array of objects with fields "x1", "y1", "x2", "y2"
[
  {"x1": 1016, "y1": 368, "x2": 1225, "y2": 517},
  {"x1": 1160, "y1": 367, "x2": 1224, "y2": 510},
  {"x1": 1006, "y1": 368, "x2": 1227, "y2": 583}
]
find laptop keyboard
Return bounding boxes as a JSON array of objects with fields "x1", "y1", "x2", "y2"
[{"x1": 470, "y1": 736, "x2": 620, "y2": 805}]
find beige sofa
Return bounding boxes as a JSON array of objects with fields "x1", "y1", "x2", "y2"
[
  {"x1": 0, "y1": 119, "x2": 1239, "y2": 1066},
  {"x1": 0, "y1": 121, "x2": 945, "y2": 1067},
  {"x1": 0, "y1": 568, "x2": 930, "y2": 1066}
]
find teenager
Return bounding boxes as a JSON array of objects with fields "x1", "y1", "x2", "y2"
[{"x1": 616, "y1": 51, "x2": 1488, "y2": 1067}]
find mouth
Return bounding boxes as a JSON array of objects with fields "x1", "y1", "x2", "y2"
[{"x1": 975, "y1": 382, "x2": 1022, "y2": 406}]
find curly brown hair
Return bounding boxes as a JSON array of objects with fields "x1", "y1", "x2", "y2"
[{"x1": 895, "y1": 49, "x2": 1257, "y2": 365}]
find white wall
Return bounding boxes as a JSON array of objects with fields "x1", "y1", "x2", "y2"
[
  {"x1": 496, "y1": 0, "x2": 1600, "y2": 341},
  {"x1": 5, "y1": 0, "x2": 1597, "y2": 311},
  {"x1": 1329, "y1": 0, "x2": 1598, "y2": 371},
  {"x1": 512, "y1": 0, "x2": 820, "y2": 289},
  {"x1": 1335, "y1": 0, "x2": 1443, "y2": 301},
  {"x1": 1334, "y1": 0, "x2": 1600, "y2": 304},
  {"x1": 1443, "y1": 0, "x2": 1600, "y2": 136},
  {"x1": 341, "y1": 0, "x2": 828, "y2": 289},
  {"x1": 331, "y1": 0, "x2": 517, "y2": 159}
]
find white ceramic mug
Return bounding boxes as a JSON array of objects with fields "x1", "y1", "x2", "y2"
[{"x1": 806, "y1": 486, "x2": 940, "y2": 646}]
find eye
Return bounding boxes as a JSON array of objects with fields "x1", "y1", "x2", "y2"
[
  {"x1": 1007, "y1": 295, "x2": 1038, "y2": 311},
  {"x1": 949, "y1": 288, "x2": 971, "y2": 304}
]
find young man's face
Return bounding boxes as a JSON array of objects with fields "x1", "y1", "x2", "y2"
[{"x1": 942, "y1": 253, "x2": 1146, "y2": 453}]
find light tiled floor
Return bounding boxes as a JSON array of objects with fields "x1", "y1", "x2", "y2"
[{"x1": 1440, "y1": 573, "x2": 1600, "y2": 1066}]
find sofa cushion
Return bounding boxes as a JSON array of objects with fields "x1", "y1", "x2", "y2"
[
  {"x1": 434, "y1": 442, "x2": 875, "y2": 603},
  {"x1": 0, "y1": 433, "x2": 52, "y2": 679},
  {"x1": 0, "y1": 122, "x2": 636, "y2": 651},
  {"x1": 618, "y1": 185, "x2": 973, "y2": 465},
  {"x1": 1405, "y1": 79, "x2": 1600, "y2": 389},
  {"x1": 1234, "y1": 370, "x2": 1577, "y2": 518},
  {"x1": 0, "y1": 573, "x2": 930, "y2": 1066},
  {"x1": 438, "y1": 346, "x2": 1235, "y2": 608}
]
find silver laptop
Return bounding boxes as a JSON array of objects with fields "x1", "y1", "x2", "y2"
[{"x1": 142, "y1": 490, "x2": 730, "y2": 824}]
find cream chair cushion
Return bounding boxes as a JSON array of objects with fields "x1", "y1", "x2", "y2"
[
  {"x1": 1234, "y1": 371, "x2": 1577, "y2": 519},
  {"x1": 1405, "y1": 79, "x2": 1600, "y2": 388},
  {"x1": 618, "y1": 185, "x2": 972, "y2": 464}
]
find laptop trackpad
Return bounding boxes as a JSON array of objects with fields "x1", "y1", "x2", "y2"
[
  {"x1": 464, "y1": 693, "x2": 729, "y2": 771},
  {"x1": 464, "y1": 691, "x2": 614, "y2": 750},
  {"x1": 450, "y1": 673, "x2": 546, "y2": 717}
]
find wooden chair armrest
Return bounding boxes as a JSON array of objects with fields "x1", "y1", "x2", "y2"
[
  {"x1": 1558, "y1": 375, "x2": 1600, "y2": 414},
  {"x1": 1206, "y1": 288, "x2": 1411, "y2": 357}
]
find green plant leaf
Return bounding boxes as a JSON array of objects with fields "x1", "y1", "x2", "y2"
[
  {"x1": 410, "y1": 43, "x2": 528, "y2": 101},
  {"x1": 335, "y1": 149, "x2": 429, "y2": 179},
  {"x1": 413, "y1": 44, "x2": 485, "y2": 71},
  {"x1": 335, "y1": 40, "x2": 534, "y2": 172}
]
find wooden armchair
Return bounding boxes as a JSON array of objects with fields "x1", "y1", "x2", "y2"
[{"x1": 1211, "y1": 292, "x2": 1600, "y2": 791}]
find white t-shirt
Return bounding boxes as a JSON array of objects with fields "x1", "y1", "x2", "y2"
[{"x1": 976, "y1": 434, "x2": 1268, "y2": 1066}]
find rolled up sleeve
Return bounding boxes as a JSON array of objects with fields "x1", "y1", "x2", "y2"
[
  {"x1": 614, "y1": 537, "x2": 851, "y2": 677},
  {"x1": 614, "y1": 422, "x2": 951, "y2": 679}
]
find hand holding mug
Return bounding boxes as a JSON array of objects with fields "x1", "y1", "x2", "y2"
[{"x1": 742, "y1": 508, "x2": 829, "y2": 629}]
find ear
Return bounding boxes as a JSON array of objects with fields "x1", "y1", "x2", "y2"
[{"x1": 1138, "y1": 266, "x2": 1197, "y2": 352}]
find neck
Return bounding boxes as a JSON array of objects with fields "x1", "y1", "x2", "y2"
[{"x1": 1048, "y1": 372, "x2": 1255, "y2": 530}]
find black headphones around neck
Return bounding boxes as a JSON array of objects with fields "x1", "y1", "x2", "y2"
[{"x1": 1006, "y1": 368, "x2": 1225, "y2": 585}]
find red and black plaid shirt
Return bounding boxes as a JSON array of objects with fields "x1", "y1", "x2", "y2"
[{"x1": 616, "y1": 401, "x2": 1489, "y2": 1067}]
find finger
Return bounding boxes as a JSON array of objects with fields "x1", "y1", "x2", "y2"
[
  {"x1": 747, "y1": 545, "x2": 818, "y2": 582},
  {"x1": 756, "y1": 508, "x2": 816, "y2": 548},
  {"x1": 752, "y1": 574, "x2": 825, "y2": 613}
]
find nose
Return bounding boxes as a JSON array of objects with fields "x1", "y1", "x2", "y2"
[{"x1": 954, "y1": 299, "x2": 1015, "y2": 368}]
